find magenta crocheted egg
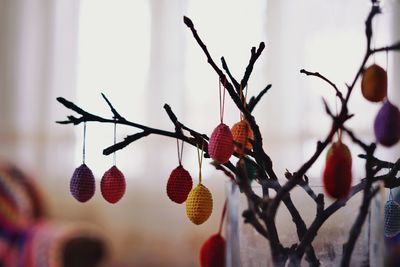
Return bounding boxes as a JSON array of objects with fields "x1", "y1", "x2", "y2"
[
  {"x1": 166, "y1": 165, "x2": 193, "y2": 204},
  {"x1": 208, "y1": 123, "x2": 234, "y2": 164},
  {"x1": 101, "y1": 166, "x2": 126, "y2": 204},
  {"x1": 70, "y1": 164, "x2": 95, "y2": 203}
]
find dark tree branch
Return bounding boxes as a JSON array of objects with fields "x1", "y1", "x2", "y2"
[
  {"x1": 247, "y1": 84, "x2": 272, "y2": 113},
  {"x1": 103, "y1": 132, "x2": 149, "y2": 155},
  {"x1": 240, "y1": 43, "x2": 266, "y2": 91},
  {"x1": 221, "y1": 57, "x2": 240, "y2": 90},
  {"x1": 300, "y1": 69, "x2": 343, "y2": 102},
  {"x1": 101, "y1": 93, "x2": 125, "y2": 121}
]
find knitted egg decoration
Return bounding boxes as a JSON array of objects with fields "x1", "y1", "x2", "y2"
[
  {"x1": 235, "y1": 157, "x2": 257, "y2": 182},
  {"x1": 186, "y1": 183, "x2": 213, "y2": 225},
  {"x1": 208, "y1": 123, "x2": 234, "y2": 164},
  {"x1": 384, "y1": 200, "x2": 400, "y2": 237},
  {"x1": 200, "y1": 233, "x2": 225, "y2": 267},
  {"x1": 101, "y1": 166, "x2": 126, "y2": 204},
  {"x1": 323, "y1": 142, "x2": 352, "y2": 199},
  {"x1": 231, "y1": 120, "x2": 254, "y2": 154},
  {"x1": 361, "y1": 64, "x2": 387, "y2": 102},
  {"x1": 374, "y1": 101, "x2": 400, "y2": 147},
  {"x1": 70, "y1": 164, "x2": 95, "y2": 203},
  {"x1": 166, "y1": 165, "x2": 193, "y2": 204}
]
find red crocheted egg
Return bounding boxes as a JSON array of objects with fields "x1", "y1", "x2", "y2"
[
  {"x1": 208, "y1": 123, "x2": 234, "y2": 164},
  {"x1": 166, "y1": 165, "x2": 193, "y2": 204},
  {"x1": 374, "y1": 101, "x2": 400, "y2": 147},
  {"x1": 361, "y1": 64, "x2": 387, "y2": 102},
  {"x1": 231, "y1": 120, "x2": 254, "y2": 155},
  {"x1": 200, "y1": 233, "x2": 225, "y2": 267},
  {"x1": 70, "y1": 164, "x2": 96, "y2": 203},
  {"x1": 323, "y1": 142, "x2": 352, "y2": 199},
  {"x1": 101, "y1": 166, "x2": 126, "y2": 204}
]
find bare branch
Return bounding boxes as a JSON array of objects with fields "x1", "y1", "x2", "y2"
[
  {"x1": 248, "y1": 84, "x2": 272, "y2": 113},
  {"x1": 300, "y1": 69, "x2": 343, "y2": 102}
]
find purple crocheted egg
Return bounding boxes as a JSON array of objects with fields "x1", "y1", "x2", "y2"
[
  {"x1": 208, "y1": 123, "x2": 234, "y2": 164},
  {"x1": 70, "y1": 164, "x2": 96, "y2": 203},
  {"x1": 101, "y1": 166, "x2": 126, "y2": 204},
  {"x1": 166, "y1": 165, "x2": 193, "y2": 204},
  {"x1": 374, "y1": 101, "x2": 400, "y2": 147}
]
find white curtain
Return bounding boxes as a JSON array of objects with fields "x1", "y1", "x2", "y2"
[{"x1": 0, "y1": 0, "x2": 79, "y2": 188}]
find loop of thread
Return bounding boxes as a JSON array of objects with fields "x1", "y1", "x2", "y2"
[
  {"x1": 386, "y1": 50, "x2": 389, "y2": 73},
  {"x1": 113, "y1": 121, "x2": 117, "y2": 166},
  {"x1": 219, "y1": 78, "x2": 227, "y2": 123},
  {"x1": 335, "y1": 97, "x2": 340, "y2": 140},
  {"x1": 176, "y1": 138, "x2": 184, "y2": 165},
  {"x1": 218, "y1": 199, "x2": 227, "y2": 235},
  {"x1": 390, "y1": 189, "x2": 393, "y2": 201},
  {"x1": 197, "y1": 142, "x2": 204, "y2": 184},
  {"x1": 82, "y1": 122, "x2": 87, "y2": 164},
  {"x1": 239, "y1": 84, "x2": 249, "y2": 121}
]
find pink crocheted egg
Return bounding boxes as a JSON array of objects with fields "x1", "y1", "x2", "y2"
[
  {"x1": 200, "y1": 233, "x2": 225, "y2": 267},
  {"x1": 70, "y1": 164, "x2": 95, "y2": 203},
  {"x1": 208, "y1": 123, "x2": 234, "y2": 164},
  {"x1": 166, "y1": 165, "x2": 193, "y2": 204},
  {"x1": 231, "y1": 120, "x2": 254, "y2": 155},
  {"x1": 101, "y1": 166, "x2": 126, "y2": 204}
]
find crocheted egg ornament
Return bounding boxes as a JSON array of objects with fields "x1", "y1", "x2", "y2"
[
  {"x1": 70, "y1": 164, "x2": 95, "y2": 202},
  {"x1": 101, "y1": 166, "x2": 126, "y2": 204},
  {"x1": 323, "y1": 142, "x2": 352, "y2": 199},
  {"x1": 235, "y1": 157, "x2": 257, "y2": 182},
  {"x1": 166, "y1": 165, "x2": 193, "y2": 204},
  {"x1": 231, "y1": 120, "x2": 254, "y2": 154},
  {"x1": 200, "y1": 233, "x2": 225, "y2": 267},
  {"x1": 384, "y1": 200, "x2": 400, "y2": 237},
  {"x1": 361, "y1": 64, "x2": 387, "y2": 102},
  {"x1": 186, "y1": 183, "x2": 213, "y2": 225},
  {"x1": 374, "y1": 101, "x2": 400, "y2": 147},
  {"x1": 208, "y1": 123, "x2": 234, "y2": 164}
]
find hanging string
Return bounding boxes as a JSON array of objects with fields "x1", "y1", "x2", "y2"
[
  {"x1": 82, "y1": 122, "x2": 87, "y2": 164},
  {"x1": 219, "y1": 78, "x2": 227, "y2": 123},
  {"x1": 113, "y1": 121, "x2": 117, "y2": 166},
  {"x1": 389, "y1": 189, "x2": 393, "y2": 201},
  {"x1": 218, "y1": 198, "x2": 228, "y2": 235},
  {"x1": 176, "y1": 138, "x2": 184, "y2": 165},
  {"x1": 239, "y1": 84, "x2": 244, "y2": 120},
  {"x1": 386, "y1": 50, "x2": 389, "y2": 73},
  {"x1": 335, "y1": 97, "x2": 340, "y2": 141},
  {"x1": 197, "y1": 142, "x2": 204, "y2": 184}
]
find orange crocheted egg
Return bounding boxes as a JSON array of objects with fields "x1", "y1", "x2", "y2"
[
  {"x1": 166, "y1": 165, "x2": 193, "y2": 204},
  {"x1": 323, "y1": 142, "x2": 352, "y2": 199},
  {"x1": 186, "y1": 183, "x2": 213, "y2": 225},
  {"x1": 200, "y1": 233, "x2": 225, "y2": 267},
  {"x1": 231, "y1": 120, "x2": 254, "y2": 154},
  {"x1": 361, "y1": 64, "x2": 387, "y2": 102},
  {"x1": 70, "y1": 164, "x2": 96, "y2": 203},
  {"x1": 100, "y1": 166, "x2": 126, "y2": 204},
  {"x1": 208, "y1": 123, "x2": 234, "y2": 164}
]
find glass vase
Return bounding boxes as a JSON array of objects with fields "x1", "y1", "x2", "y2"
[{"x1": 225, "y1": 181, "x2": 385, "y2": 267}]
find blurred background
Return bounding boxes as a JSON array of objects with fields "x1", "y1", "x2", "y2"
[{"x1": 0, "y1": 0, "x2": 399, "y2": 266}]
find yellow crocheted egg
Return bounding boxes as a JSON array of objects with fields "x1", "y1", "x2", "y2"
[
  {"x1": 185, "y1": 183, "x2": 213, "y2": 225},
  {"x1": 231, "y1": 120, "x2": 254, "y2": 154}
]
